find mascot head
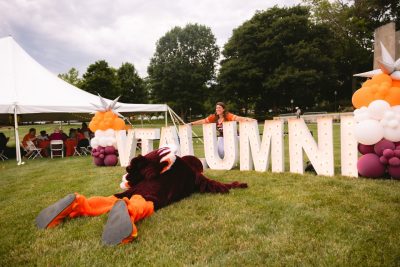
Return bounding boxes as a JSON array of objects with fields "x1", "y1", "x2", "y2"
[{"x1": 120, "y1": 145, "x2": 177, "y2": 190}]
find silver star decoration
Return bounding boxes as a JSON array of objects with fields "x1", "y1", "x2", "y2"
[
  {"x1": 354, "y1": 42, "x2": 400, "y2": 80},
  {"x1": 90, "y1": 95, "x2": 123, "y2": 117}
]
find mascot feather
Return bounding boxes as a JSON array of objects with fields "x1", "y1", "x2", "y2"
[{"x1": 35, "y1": 145, "x2": 247, "y2": 245}]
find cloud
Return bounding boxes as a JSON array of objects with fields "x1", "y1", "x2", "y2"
[{"x1": 0, "y1": 0, "x2": 300, "y2": 77}]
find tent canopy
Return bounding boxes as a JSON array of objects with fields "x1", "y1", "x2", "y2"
[{"x1": 0, "y1": 36, "x2": 167, "y2": 124}]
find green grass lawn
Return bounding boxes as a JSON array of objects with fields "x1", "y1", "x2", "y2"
[{"x1": 0, "y1": 122, "x2": 400, "y2": 266}]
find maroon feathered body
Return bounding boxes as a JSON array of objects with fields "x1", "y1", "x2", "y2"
[{"x1": 114, "y1": 148, "x2": 247, "y2": 210}]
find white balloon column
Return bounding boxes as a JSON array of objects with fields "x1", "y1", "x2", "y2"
[
  {"x1": 353, "y1": 43, "x2": 400, "y2": 179},
  {"x1": 88, "y1": 97, "x2": 127, "y2": 167}
]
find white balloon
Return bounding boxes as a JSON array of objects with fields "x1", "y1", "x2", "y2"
[
  {"x1": 388, "y1": 119, "x2": 399, "y2": 128},
  {"x1": 383, "y1": 110, "x2": 396, "y2": 120},
  {"x1": 354, "y1": 119, "x2": 384, "y2": 145},
  {"x1": 380, "y1": 118, "x2": 388, "y2": 127},
  {"x1": 384, "y1": 127, "x2": 400, "y2": 142},
  {"x1": 99, "y1": 137, "x2": 108, "y2": 147},
  {"x1": 95, "y1": 130, "x2": 105, "y2": 137},
  {"x1": 90, "y1": 138, "x2": 99, "y2": 148},
  {"x1": 105, "y1": 129, "x2": 115, "y2": 137},
  {"x1": 354, "y1": 107, "x2": 370, "y2": 122},
  {"x1": 368, "y1": 100, "x2": 390, "y2": 120},
  {"x1": 391, "y1": 105, "x2": 400, "y2": 114}
]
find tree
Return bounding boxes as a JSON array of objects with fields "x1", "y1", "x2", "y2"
[
  {"x1": 219, "y1": 6, "x2": 339, "y2": 117},
  {"x1": 148, "y1": 23, "x2": 220, "y2": 118},
  {"x1": 305, "y1": 0, "x2": 399, "y2": 105},
  {"x1": 58, "y1": 68, "x2": 82, "y2": 88},
  {"x1": 117, "y1": 62, "x2": 147, "y2": 103},
  {"x1": 81, "y1": 60, "x2": 119, "y2": 99}
]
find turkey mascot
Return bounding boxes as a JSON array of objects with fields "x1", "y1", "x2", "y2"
[{"x1": 35, "y1": 145, "x2": 247, "y2": 245}]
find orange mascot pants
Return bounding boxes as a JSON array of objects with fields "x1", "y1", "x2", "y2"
[{"x1": 48, "y1": 193, "x2": 154, "y2": 242}]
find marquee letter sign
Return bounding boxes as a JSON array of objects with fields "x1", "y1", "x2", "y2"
[
  {"x1": 114, "y1": 116, "x2": 358, "y2": 177},
  {"x1": 239, "y1": 120, "x2": 284, "y2": 172},
  {"x1": 288, "y1": 117, "x2": 334, "y2": 176},
  {"x1": 203, "y1": 122, "x2": 238, "y2": 170}
]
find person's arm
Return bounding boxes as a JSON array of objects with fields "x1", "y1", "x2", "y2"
[
  {"x1": 230, "y1": 113, "x2": 256, "y2": 122},
  {"x1": 190, "y1": 118, "x2": 207, "y2": 125},
  {"x1": 189, "y1": 114, "x2": 214, "y2": 125}
]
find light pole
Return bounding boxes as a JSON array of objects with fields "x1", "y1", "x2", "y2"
[
  {"x1": 334, "y1": 91, "x2": 337, "y2": 112},
  {"x1": 290, "y1": 99, "x2": 294, "y2": 112}
]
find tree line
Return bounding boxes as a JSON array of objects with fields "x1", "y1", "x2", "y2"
[{"x1": 58, "y1": 0, "x2": 399, "y2": 120}]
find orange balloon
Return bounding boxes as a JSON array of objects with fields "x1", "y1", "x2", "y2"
[
  {"x1": 362, "y1": 79, "x2": 374, "y2": 87},
  {"x1": 98, "y1": 121, "x2": 107, "y2": 130},
  {"x1": 352, "y1": 89, "x2": 375, "y2": 108},
  {"x1": 112, "y1": 118, "x2": 126, "y2": 130},
  {"x1": 104, "y1": 111, "x2": 115, "y2": 119},
  {"x1": 95, "y1": 112, "x2": 105, "y2": 119},
  {"x1": 385, "y1": 87, "x2": 400, "y2": 106},
  {"x1": 89, "y1": 121, "x2": 98, "y2": 132},
  {"x1": 392, "y1": 80, "x2": 400, "y2": 87},
  {"x1": 373, "y1": 73, "x2": 392, "y2": 84}
]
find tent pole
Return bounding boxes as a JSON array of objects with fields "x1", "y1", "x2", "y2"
[
  {"x1": 168, "y1": 107, "x2": 203, "y2": 144},
  {"x1": 167, "y1": 107, "x2": 178, "y2": 133},
  {"x1": 165, "y1": 110, "x2": 168, "y2": 127},
  {"x1": 13, "y1": 105, "x2": 23, "y2": 165}
]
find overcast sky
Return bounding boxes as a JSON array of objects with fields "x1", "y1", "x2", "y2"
[{"x1": 0, "y1": 0, "x2": 301, "y2": 77}]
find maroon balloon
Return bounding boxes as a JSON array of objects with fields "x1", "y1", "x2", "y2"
[
  {"x1": 388, "y1": 157, "x2": 400, "y2": 166},
  {"x1": 92, "y1": 151, "x2": 100, "y2": 157},
  {"x1": 104, "y1": 154, "x2": 118, "y2": 166},
  {"x1": 388, "y1": 165, "x2": 400, "y2": 179},
  {"x1": 395, "y1": 150, "x2": 400, "y2": 158},
  {"x1": 358, "y1": 143, "x2": 375, "y2": 155},
  {"x1": 93, "y1": 156, "x2": 104, "y2": 166},
  {"x1": 357, "y1": 153, "x2": 386, "y2": 178},
  {"x1": 382, "y1": 149, "x2": 395, "y2": 159},
  {"x1": 99, "y1": 153, "x2": 105, "y2": 159},
  {"x1": 379, "y1": 156, "x2": 388, "y2": 165},
  {"x1": 374, "y1": 139, "x2": 395, "y2": 156},
  {"x1": 104, "y1": 146, "x2": 116, "y2": 155}
]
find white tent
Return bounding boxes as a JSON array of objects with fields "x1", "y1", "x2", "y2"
[{"x1": 0, "y1": 36, "x2": 169, "y2": 164}]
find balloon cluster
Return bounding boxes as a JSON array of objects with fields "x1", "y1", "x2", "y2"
[
  {"x1": 357, "y1": 139, "x2": 400, "y2": 179},
  {"x1": 353, "y1": 73, "x2": 400, "y2": 178},
  {"x1": 352, "y1": 73, "x2": 400, "y2": 109},
  {"x1": 89, "y1": 110, "x2": 126, "y2": 131},
  {"x1": 91, "y1": 146, "x2": 119, "y2": 166},
  {"x1": 90, "y1": 129, "x2": 117, "y2": 149},
  {"x1": 88, "y1": 96, "x2": 127, "y2": 167},
  {"x1": 354, "y1": 99, "x2": 400, "y2": 145}
]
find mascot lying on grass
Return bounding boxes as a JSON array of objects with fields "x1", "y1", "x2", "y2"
[{"x1": 36, "y1": 146, "x2": 247, "y2": 245}]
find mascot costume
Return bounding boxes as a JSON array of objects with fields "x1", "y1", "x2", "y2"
[{"x1": 36, "y1": 146, "x2": 247, "y2": 245}]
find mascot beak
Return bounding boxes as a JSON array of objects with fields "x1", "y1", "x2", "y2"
[
  {"x1": 158, "y1": 146, "x2": 177, "y2": 174},
  {"x1": 120, "y1": 173, "x2": 130, "y2": 189}
]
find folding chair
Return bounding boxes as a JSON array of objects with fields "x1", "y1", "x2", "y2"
[
  {"x1": 25, "y1": 141, "x2": 43, "y2": 159},
  {"x1": 0, "y1": 150, "x2": 8, "y2": 161},
  {"x1": 76, "y1": 139, "x2": 91, "y2": 156},
  {"x1": 79, "y1": 146, "x2": 91, "y2": 156},
  {"x1": 73, "y1": 146, "x2": 91, "y2": 156},
  {"x1": 73, "y1": 146, "x2": 82, "y2": 156},
  {"x1": 50, "y1": 140, "x2": 64, "y2": 158}
]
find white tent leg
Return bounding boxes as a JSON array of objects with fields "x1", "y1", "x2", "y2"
[
  {"x1": 165, "y1": 111, "x2": 168, "y2": 127},
  {"x1": 14, "y1": 105, "x2": 23, "y2": 165}
]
